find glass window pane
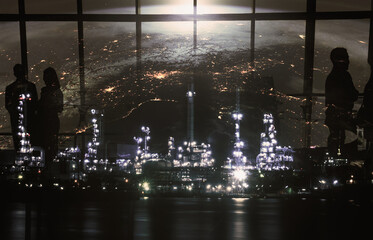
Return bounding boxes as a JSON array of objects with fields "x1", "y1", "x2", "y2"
[
  {"x1": 198, "y1": 21, "x2": 250, "y2": 51},
  {"x1": 278, "y1": 97, "x2": 306, "y2": 149},
  {"x1": 317, "y1": 0, "x2": 371, "y2": 12},
  {"x1": 256, "y1": 0, "x2": 306, "y2": 13},
  {"x1": 255, "y1": 20, "x2": 306, "y2": 148},
  {"x1": 83, "y1": 0, "x2": 135, "y2": 14},
  {"x1": 84, "y1": 22, "x2": 136, "y2": 139},
  {"x1": 314, "y1": 20, "x2": 370, "y2": 94},
  {"x1": 198, "y1": 0, "x2": 253, "y2": 14},
  {"x1": 310, "y1": 96, "x2": 360, "y2": 147},
  {"x1": 132, "y1": 22, "x2": 194, "y2": 144},
  {"x1": 311, "y1": 96, "x2": 327, "y2": 147},
  {"x1": 198, "y1": 21, "x2": 264, "y2": 159},
  {"x1": 0, "y1": 0, "x2": 18, "y2": 13},
  {"x1": 197, "y1": 21, "x2": 251, "y2": 118},
  {"x1": 25, "y1": 0, "x2": 76, "y2": 14},
  {"x1": 141, "y1": 0, "x2": 193, "y2": 14},
  {"x1": 0, "y1": 22, "x2": 21, "y2": 139},
  {"x1": 26, "y1": 22, "x2": 79, "y2": 133},
  {"x1": 255, "y1": 21, "x2": 305, "y2": 94},
  {"x1": 142, "y1": 21, "x2": 193, "y2": 65}
]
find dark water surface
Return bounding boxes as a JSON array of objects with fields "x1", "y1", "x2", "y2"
[{"x1": 1, "y1": 197, "x2": 372, "y2": 240}]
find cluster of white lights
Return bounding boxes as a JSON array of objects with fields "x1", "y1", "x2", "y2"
[
  {"x1": 133, "y1": 126, "x2": 158, "y2": 174},
  {"x1": 232, "y1": 113, "x2": 243, "y2": 121},
  {"x1": 205, "y1": 182, "x2": 249, "y2": 194},
  {"x1": 134, "y1": 126, "x2": 152, "y2": 161},
  {"x1": 256, "y1": 113, "x2": 293, "y2": 171},
  {"x1": 15, "y1": 94, "x2": 34, "y2": 166},
  {"x1": 322, "y1": 152, "x2": 348, "y2": 167},
  {"x1": 226, "y1": 108, "x2": 247, "y2": 169},
  {"x1": 115, "y1": 159, "x2": 132, "y2": 169},
  {"x1": 84, "y1": 109, "x2": 103, "y2": 167},
  {"x1": 174, "y1": 141, "x2": 214, "y2": 168},
  {"x1": 167, "y1": 136, "x2": 175, "y2": 158}
]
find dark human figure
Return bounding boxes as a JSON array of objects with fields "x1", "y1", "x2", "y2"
[
  {"x1": 5, "y1": 64, "x2": 38, "y2": 152},
  {"x1": 37, "y1": 67, "x2": 63, "y2": 167},
  {"x1": 325, "y1": 48, "x2": 358, "y2": 156},
  {"x1": 358, "y1": 63, "x2": 373, "y2": 131},
  {"x1": 357, "y1": 61, "x2": 373, "y2": 179}
]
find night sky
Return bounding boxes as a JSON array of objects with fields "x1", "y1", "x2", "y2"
[{"x1": 0, "y1": 1, "x2": 371, "y2": 162}]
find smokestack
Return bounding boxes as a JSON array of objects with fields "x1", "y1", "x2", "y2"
[{"x1": 187, "y1": 82, "x2": 195, "y2": 143}]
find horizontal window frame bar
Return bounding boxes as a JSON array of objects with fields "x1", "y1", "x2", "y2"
[{"x1": 0, "y1": 11, "x2": 371, "y2": 22}]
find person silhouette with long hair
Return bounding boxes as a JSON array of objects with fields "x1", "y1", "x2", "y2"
[
  {"x1": 5, "y1": 64, "x2": 38, "y2": 152},
  {"x1": 325, "y1": 48, "x2": 358, "y2": 157},
  {"x1": 38, "y1": 67, "x2": 63, "y2": 168}
]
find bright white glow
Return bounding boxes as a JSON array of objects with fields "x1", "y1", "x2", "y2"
[
  {"x1": 233, "y1": 150, "x2": 242, "y2": 157},
  {"x1": 319, "y1": 179, "x2": 326, "y2": 184},
  {"x1": 143, "y1": 182, "x2": 150, "y2": 191},
  {"x1": 233, "y1": 169, "x2": 247, "y2": 181}
]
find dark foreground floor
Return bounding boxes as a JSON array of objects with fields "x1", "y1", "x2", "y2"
[{"x1": 0, "y1": 194, "x2": 372, "y2": 240}]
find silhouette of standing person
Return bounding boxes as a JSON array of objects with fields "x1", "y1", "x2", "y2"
[
  {"x1": 5, "y1": 64, "x2": 38, "y2": 152},
  {"x1": 325, "y1": 48, "x2": 358, "y2": 157},
  {"x1": 357, "y1": 60, "x2": 373, "y2": 178},
  {"x1": 358, "y1": 62, "x2": 373, "y2": 133},
  {"x1": 38, "y1": 67, "x2": 63, "y2": 167}
]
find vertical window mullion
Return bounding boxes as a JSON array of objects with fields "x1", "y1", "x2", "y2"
[
  {"x1": 18, "y1": 0, "x2": 28, "y2": 76},
  {"x1": 303, "y1": 0, "x2": 316, "y2": 148}
]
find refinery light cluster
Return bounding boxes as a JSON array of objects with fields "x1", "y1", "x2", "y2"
[
  {"x1": 15, "y1": 93, "x2": 44, "y2": 168},
  {"x1": 256, "y1": 113, "x2": 294, "y2": 171},
  {"x1": 8, "y1": 87, "x2": 295, "y2": 195}
]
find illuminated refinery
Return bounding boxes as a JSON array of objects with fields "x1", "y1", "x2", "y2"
[
  {"x1": 256, "y1": 113, "x2": 294, "y2": 171},
  {"x1": 2, "y1": 85, "x2": 367, "y2": 198},
  {"x1": 15, "y1": 93, "x2": 44, "y2": 168}
]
